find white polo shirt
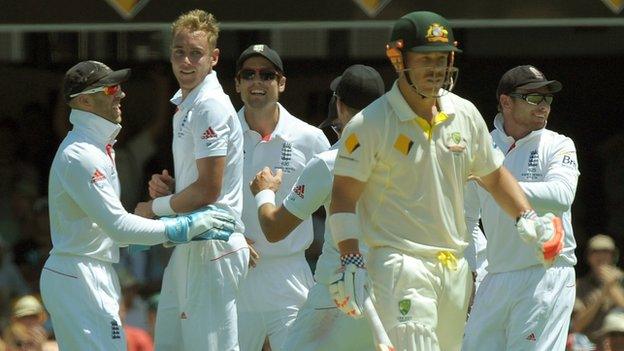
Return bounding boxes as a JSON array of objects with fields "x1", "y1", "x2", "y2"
[
  {"x1": 48, "y1": 110, "x2": 167, "y2": 262},
  {"x1": 170, "y1": 71, "x2": 244, "y2": 226},
  {"x1": 333, "y1": 82, "x2": 504, "y2": 257},
  {"x1": 239, "y1": 103, "x2": 330, "y2": 258},
  {"x1": 283, "y1": 146, "x2": 368, "y2": 285},
  {"x1": 468, "y1": 113, "x2": 579, "y2": 273}
]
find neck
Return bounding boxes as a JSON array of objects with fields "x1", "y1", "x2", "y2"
[
  {"x1": 244, "y1": 103, "x2": 280, "y2": 137},
  {"x1": 501, "y1": 115, "x2": 530, "y2": 141},
  {"x1": 398, "y1": 78, "x2": 438, "y2": 122}
]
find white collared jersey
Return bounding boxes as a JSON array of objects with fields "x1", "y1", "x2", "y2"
[
  {"x1": 333, "y1": 82, "x2": 504, "y2": 257},
  {"x1": 170, "y1": 71, "x2": 244, "y2": 227},
  {"x1": 282, "y1": 147, "x2": 367, "y2": 285},
  {"x1": 467, "y1": 113, "x2": 579, "y2": 273},
  {"x1": 48, "y1": 110, "x2": 166, "y2": 262},
  {"x1": 239, "y1": 103, "x2": 330, "y2": 258}
]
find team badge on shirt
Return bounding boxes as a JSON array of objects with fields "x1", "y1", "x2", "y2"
[
  {"x1": 444, "y1": 132, "x2": 467, "y2": 153},
  {"x1": 398, "y1": 299, "x2": 412, "y2": 322},
  {"x1": 344, "y1": 134, "x2": 361, "y2": 154},
  {"x1": 394, "y1": 134, "x2": 414, "y2": 155}
]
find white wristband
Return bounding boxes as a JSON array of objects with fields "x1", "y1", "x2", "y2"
[
  {"x1": 329, "y1": 212, "x2": 360, "y2": 243},
  {"x1": 255, "y1": 189, "x2": 276, "y2": 209},
  {"x1": 152, "y1": 195, "x2": 175, "y2": 217}
]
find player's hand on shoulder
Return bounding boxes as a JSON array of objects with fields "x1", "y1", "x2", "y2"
[
  {"x1": 135, "y1": 200, "x2": 155, "y2": 218},
  {"x1": 516, "y1": 210, "x2": 564, "y2": 266},
  {"x1": 329, "y1": 252, "x2": 367, "y2": 318},
  {"x1": 149, "y1": 169, "x2": 175, "y2": 199},
  {"x1": 250, "y1": 167, "x2": 283, "y2": 195}
]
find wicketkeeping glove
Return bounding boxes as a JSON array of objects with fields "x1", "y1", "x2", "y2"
[
  {"x1": 516, "y1": 210, "x2": 564, "y2": 266},
  {"x1": 329, "y1": 253, "x2": 367, "y2": 318},
  {"x1": 160, "y1": 205, "x2": 236, "y2": 244}
]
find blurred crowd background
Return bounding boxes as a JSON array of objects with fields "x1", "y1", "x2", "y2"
[{"x1": 1, "y1": 1, "x2": 623, "y2": 350}]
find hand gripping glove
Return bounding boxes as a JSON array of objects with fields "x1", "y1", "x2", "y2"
[
  {"x1": 516, "y1": 210, "x2": 564, "y2": 265},
  {"x1": 329, "y1": 253, "x2": 367, "y2": 318},
  {"x1": 160, "y1": 205, "x2": 236, "y2": 244}
]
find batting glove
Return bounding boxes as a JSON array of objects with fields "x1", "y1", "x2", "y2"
[
  {"x1": 516, "y1": 210, "x2": 564, "y2": 266},
  {"x1": 160, "y1": 205, "x2": 236, "y2": 244},
  {"x1": 329, "y1": 253, "x2": 367, "y2": 319}
]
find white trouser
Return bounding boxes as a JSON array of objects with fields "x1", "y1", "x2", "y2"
[
  {"x1": 40, "y1": 254, "x2": 126, "y2": 351},
  {"x1": 282, "y1": 282, "x2": 375, "y2": 351},
  {"x1": 368, "y1": 247, "x2": 472, "y2": 351},
  {"x1": 462, "y1": 264, "x2": 575, "y2": 351},
  {"x1": 237, "y1": 253, "x2": 314, "y2": 351},
  {"x1": 154, "y1": 232, "x2": 249, "y2": 351}
]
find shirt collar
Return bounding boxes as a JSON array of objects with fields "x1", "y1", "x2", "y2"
[
  {"x1": 170, "y1": 70, "x2": 222, "y2": 110},
  {"x1": 238, "y1": 102, "x2": 292, "y2": 141},
  {"x1": 386, "y1": 81, "x2": 456, "y2": 122},
  {"x1": 69, "y1": 109, "x2": 121, "y2": 145},
  {"x1": 493, "y1": 112, "x2": 545, "y2": 142}
]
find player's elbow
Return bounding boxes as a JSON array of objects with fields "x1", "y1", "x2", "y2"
[{"x1": 261, "y1": 222, "x2": 288, "y2": 243}]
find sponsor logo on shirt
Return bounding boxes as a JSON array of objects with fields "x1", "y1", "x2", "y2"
[
  {"x1": 201, "y1": 127, "x2": 218, "y2": 139},
  {"x1": 91, "y1": 169, "x2": 106, "y2": 183},
  {"x1": 560, "y1": 151, "x2": 578, "y2": 169},
  {"x1": 394, "y1": 134, "x2": 414, "y2": 155},
  {"x1": 293, "y1": 184, "x2": 305, "y2": 199},
  {"x1": 526, "y1": 332, "x2": 536, "y2": 342},
  {"x1": 344, "y1": 134, "x2": 361, "y2": 154}
]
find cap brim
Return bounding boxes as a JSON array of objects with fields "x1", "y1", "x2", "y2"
[
  {"x1": 319, "y1": 95, "x2": 338, "y2": 129},
  {"x1": 330, "y1": 76, "x2": 342, "y2": 92},
  {"x1": 516, "y1": 80, "x2": 562, "y2": 93},
  {"x1": 407, "y1": 45, "x2": 462, "y2": 53},
  {"x1": 88, "y1": 68, "x2": 131, "y2": 89}
]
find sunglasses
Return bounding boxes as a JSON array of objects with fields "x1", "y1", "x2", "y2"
[
  {"x1": 70, "y1": 84, "x2": 121, "y2": 98},
  {"x1": 238, "y1": 68, "x2": 280, "y2": 81},
  {"x1": 508, "y1": 92, "x2": 554, "y2": 106}
]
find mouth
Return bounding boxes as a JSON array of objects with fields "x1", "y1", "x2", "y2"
[
  {"x1": 179, "y1": 69, "x2": 196, "y2": 76},
  {"x1": 250, "y1": 89, "x2": 266, "y2": 96}
]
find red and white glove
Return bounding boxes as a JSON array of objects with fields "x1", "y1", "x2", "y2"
[
  {"x1": 329, "y1": 253, "x2": 367, "y2": 318},
  {"x1": 516, "y1": 210, "x2": 564, "y2": 265}
]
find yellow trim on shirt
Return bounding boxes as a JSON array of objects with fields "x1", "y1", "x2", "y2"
[{"x1": 414, "y1": 112, "x2": 449, "y2": 140}]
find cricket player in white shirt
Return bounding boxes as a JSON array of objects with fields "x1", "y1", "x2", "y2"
[
  {"x1": 135, "y1": 10, "x2": 249, "y2": 351},
  {"x1": 250, "y1": 65, "x2": 385, "y2": 351},
  {"x1": 327, "y1": 12, "x2": 566, "y2": 351},
  {"x1": 462, "y1": 65, "x2": 579, "y2": 351},
  {"x1": 234, "y1": 44, "x2": 330, "y2": 350},
  {"x1": 40, "y1": 60, "x2": 237, "y2": 351}
]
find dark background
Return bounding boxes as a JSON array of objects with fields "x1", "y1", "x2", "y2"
[{"x1": 1, "y1": 1, "x2": 624, "y2": 276}]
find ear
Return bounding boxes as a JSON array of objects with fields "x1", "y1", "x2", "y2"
[
  {"x1": 278, "y1": 75, "x2": 286, "y2": 93},
  {"x1": 210, "y1": 48, "x2": 220, "y2": 68},
  {"x1": 499, "y1": 95, "x2": 513, "y2": 112},
  {"x1": 235, "y1": 76, "x2": 241, "y2": 93}
]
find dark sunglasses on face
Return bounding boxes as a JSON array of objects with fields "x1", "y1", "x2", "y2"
[
  {"x1": 508, "y1": 92, "x2": 554, "y2": 106},
  {"x1": 238, "y1": 68, "x2": 280, "y2": 81}
]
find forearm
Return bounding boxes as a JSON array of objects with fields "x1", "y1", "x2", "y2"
[
  {"x1": 257, "y1": 204, "x2": 302, "y2": 243},
  {"x1": 573, "y1": 296, "x2": 606, "y2": 333},
  {"x1": 608, "y1": 284, "x2": 624, "y2": 308},
  {"x1": 170, "y1": 181, "x2": 220, "y2": 213},
  {"x1": 105, "y1": 213, "x2": 167, "y2": 245}
]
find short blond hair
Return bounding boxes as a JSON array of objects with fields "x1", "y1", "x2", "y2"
[{"x1": 171, "y1": 10, "x2": 219, "y2": 49}]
